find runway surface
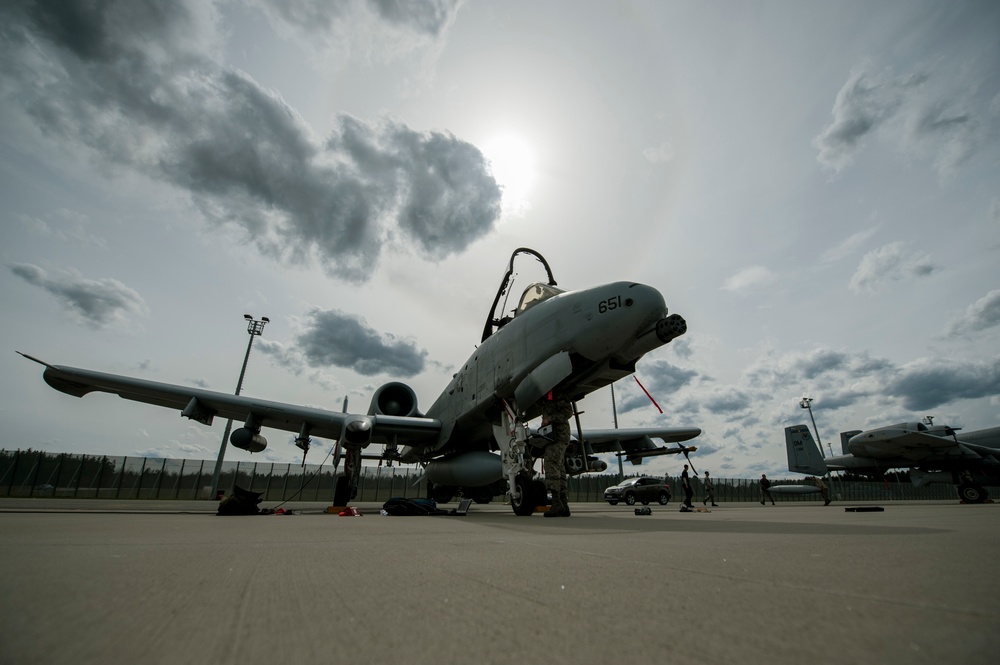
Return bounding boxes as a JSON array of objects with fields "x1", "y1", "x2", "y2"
[{"x1": 1, "y1": 498, "x2": 997, "y2": 665}]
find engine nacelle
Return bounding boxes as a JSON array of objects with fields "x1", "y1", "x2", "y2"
[
  {"x1": 230, "y1": 428, "x2": 267, "y2": 453},
  {"x1": 368, "y1": 382, "x2": 420, "y2": 417},
  {"x1": 340, "y1": 416, "x2": 373, "y2": 448}
]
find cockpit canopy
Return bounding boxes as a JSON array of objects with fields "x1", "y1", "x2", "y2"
[{"x1": 516, "y1": 282, "x2": 565, "y2": 315}]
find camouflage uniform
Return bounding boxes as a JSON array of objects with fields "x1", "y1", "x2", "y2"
[{"x1": 541, "y1": 391, "x2": 574, "y2": 517}]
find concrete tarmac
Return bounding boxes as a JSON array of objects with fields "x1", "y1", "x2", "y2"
[{"x1": 1, "y1": 498, "x2": 997, "y2": 665}]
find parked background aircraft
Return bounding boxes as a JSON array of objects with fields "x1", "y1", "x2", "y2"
[
  {"x1": 785, "y1": 419, "x2": 1000, "y2": 503},
  {"x1": 20, "y1": 248, "x2": 700, "y2": 514}
]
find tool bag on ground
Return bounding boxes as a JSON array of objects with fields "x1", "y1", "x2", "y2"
[
  {"x1": 381, "y1": 496, "x2": 448, "y2": 516},
  {"x1": 217, "y1": 485, "x2": 263, "y2": 515}
]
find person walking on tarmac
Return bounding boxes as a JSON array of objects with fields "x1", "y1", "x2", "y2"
[
  {"x1": 760, "y1": 473, "x2": 775, "y2": 505},
  {"x1": 681, "y1": 464, "x2": 694, "y2": 508},
  {"x1": 703, "y1": 470, "x2": 718, "y2": 507},
  {"x1": 809, "y1": 476, "x2": 832, "y2": 505},
  {"x1": 540, "y1": 389, "x2": 574, "y2": 518}
]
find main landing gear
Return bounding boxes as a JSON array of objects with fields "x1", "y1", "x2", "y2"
[{"x1": 494, "y1": 402, "x2": 548, "y2": 516}]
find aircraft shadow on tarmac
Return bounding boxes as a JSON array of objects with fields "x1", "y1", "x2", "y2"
[{"x1": 469, "y1": 512, "x2": 947, "y2": 537}]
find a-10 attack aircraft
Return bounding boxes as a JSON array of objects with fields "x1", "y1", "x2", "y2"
[
  {"x1": 20, "y1": 248, "x2": 700, "y2": 515},
  {"x1": 785, "y1": 419, "x2": 1000, "y2": 503}
]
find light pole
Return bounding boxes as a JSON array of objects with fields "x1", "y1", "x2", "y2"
[
  {"x1": 210, "y1": 314, "x2": 269, "y2": 498},
  {"x1": 799, "y1": 397, "x2": 832, "y2": 458}
]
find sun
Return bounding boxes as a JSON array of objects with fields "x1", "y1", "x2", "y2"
[{"x1": 480, "y1": 133, "x2": 536, "y2": 217}]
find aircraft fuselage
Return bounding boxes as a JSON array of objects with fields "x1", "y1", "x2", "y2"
[{"x1": 406, "y1": 281, "x2": 680, "y2": 462}]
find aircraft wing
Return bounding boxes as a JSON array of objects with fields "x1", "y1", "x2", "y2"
[
  {"x1": 581, "y1": 427, "x2": 701, "y2": 464},
  {"x1": 18, "y1": 354, "x2": 441, "y2": 446},
  {"x1": 878, "y1": 431, "x2": 966, "y2": 461}
]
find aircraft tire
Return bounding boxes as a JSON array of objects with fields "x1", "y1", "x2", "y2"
[
  {"x1": 658, "y1": 492, "x2": 670, "y2": 505},
  {"x1": 959, "y1": 484, "x2": 987, "y2": 504},
  {"x1": 511, "y1": 475, "x2": 537, "y2": 516},
  {"x1": 430, "y1": 483, "x2": 454, "y2": 503},
  {"x1": 625, "y1": 493, "x2": 636, "y2": 506},
  {"x1": 333, "y1": 476, "x2": 352, "y2": 506},
  {"x1": 470, "y1": 486, "x2": 493, "y2": 504}
]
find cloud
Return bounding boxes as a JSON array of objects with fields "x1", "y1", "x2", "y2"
[
  {"x1": 642, "y1": 140, "x2": 674, "y2": 165},
  {"x1": 814, "y1": 61, "x2": 997, "y2": 176},
  {"x1": 254, "y1": 0, "x2": 461, "y2": 51},
  {"x1": 819, "y1": 225, "x2": 880, "y2": 264},
  {"x1": 721, "y1": 266, "x2": 776, "y2": 293},
  {"x1": 886, "y1": 357, "x2": 1000, "y2": 411},
  {"x1": 9, "y1": 263, "x2": 148, "y2": 328},
  {"x1": 0, "y1": 0, "x2": 500, "y2": 283},
  {"x1": 848, "y1": 242, "x2": 936, "y2": 292},
  {"x1": 18, "y1": 210, "x2": 109, "y2": 249},
  {"x1": 703, "y1": 387, "x2": 753, "y2": 416},
  {"x1": 258, "y1": 309, "x2": 427, "y2": 378},
  {"x1": 619, "y1": 360, "x2": 698, "y2": 415},
  {"x1": 945, "y1": 290, "x2": 1000, "y2": 337}
]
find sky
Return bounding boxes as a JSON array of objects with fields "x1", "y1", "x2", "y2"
[{"x1": 2, "y1": 0, "x2": 999, "y2": 479}]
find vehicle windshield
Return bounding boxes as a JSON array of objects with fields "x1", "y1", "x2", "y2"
[{"x1": 516, "y1": 282, "x2": 564, "y2": 315}]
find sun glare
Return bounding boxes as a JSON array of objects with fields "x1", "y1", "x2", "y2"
[{"x1": 481, "y1": 133, "x2": 536, "y2": 217}]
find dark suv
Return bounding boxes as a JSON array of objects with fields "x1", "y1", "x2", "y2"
[{"x1": 604, "y1": 477, "x2": 671, "y2": 506}]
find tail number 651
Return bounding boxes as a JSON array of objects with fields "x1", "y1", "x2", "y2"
[{"x1": 598, "y1": 296, "x2": 623, "y2": 313}]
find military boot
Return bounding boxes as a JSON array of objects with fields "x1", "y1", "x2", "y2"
[
  {"x1": 544, "y1": 490, "x2": 566, "y2": 518},
  {"x1": 559, "y1": 490, "x2": 571, "y2": 517}
]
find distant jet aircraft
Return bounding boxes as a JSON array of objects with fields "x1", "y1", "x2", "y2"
[
  {"x1": 20, "y1": 248, "x2": 700, "y2": 515},
  {"x1": 785, "y1": 420, "x2": 1000, "y2": 503}
]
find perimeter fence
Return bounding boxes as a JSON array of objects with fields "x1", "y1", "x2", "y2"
[{"x1": 1, "y1": 449, "x2": 989, "y2": 504}]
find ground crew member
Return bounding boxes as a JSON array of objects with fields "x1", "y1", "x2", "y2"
[
  {"x1": 681, "y1": 464, "x2": 694, "y2": 508},
  {"x1": 810, "y1": 476, "x2": 832, "y2": 505},
  {"x1": 540, "y1": 390, "x2": 574, "y2": 518},
  {"x1": 760, "y1": 473, "x2": 775, "y2": 505},
  {"x1": 703, "y1": 470, "x2": 718, "y2": 506}
]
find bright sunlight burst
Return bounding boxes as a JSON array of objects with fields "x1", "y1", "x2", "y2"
[{"x1": 480, "y1": 133, "x2": 536, "y2": 218}]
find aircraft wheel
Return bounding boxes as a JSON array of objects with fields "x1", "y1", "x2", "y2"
[
  {"x1": 532, "y1": 479, "x2": 549, "y2": 506},
  {"x1": 511, "y1": 475, "x2": 538, "y2": 516},
  {"x1": 470, "y1": 486, "x2": 493, "y2": 504},
  {"x1": 959, "y1": 484, "x2": 986, "y2": 504},
  {"x1": 430, "y1": 484, "x2": 454, "y2": 503},
  {"x1": 658, "y1": 492, "x2": 670, "y2": 505},
  {"x1": 625, "y1": 492, "x2": 636, "y2": 506},
  {"x1": 333, "y1": 476, "x2": 352, "y2": 506}
]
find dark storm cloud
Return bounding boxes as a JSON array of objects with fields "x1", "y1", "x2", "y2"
[
  {"x1": 0, "y1": 0, "x2": 500, "y2": 282},
  {"x1": 9, "y1": 263, "x2": 148, "y2": 328},
  {"x1": 296, "y1": 309, "x2": 427, "y2": 377}
]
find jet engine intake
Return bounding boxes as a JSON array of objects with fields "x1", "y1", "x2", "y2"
[
  {"x1": 230, "y1": 428, "x2": 267, "y2": 453},
  {"x1": 368, "y1": 382, "x2": 420, "y2": 417}
]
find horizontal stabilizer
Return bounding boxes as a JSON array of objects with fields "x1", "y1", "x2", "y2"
[{"x1": 785, "y1": 425, "x2": 828, "y2": 475}]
